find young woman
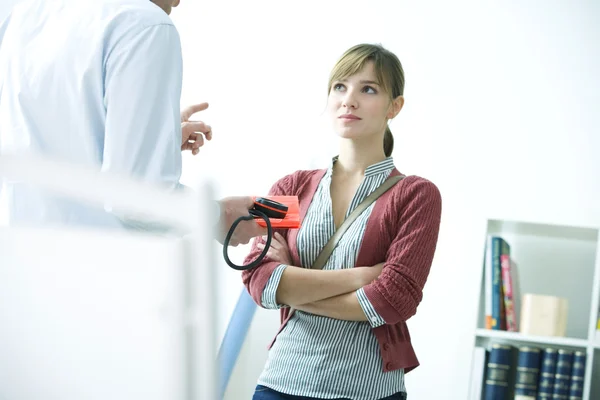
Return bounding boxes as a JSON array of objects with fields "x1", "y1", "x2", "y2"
[{"x1": 241, "y1": 43, "x2": 442, "y2": 400}]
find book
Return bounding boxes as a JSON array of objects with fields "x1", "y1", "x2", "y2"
[
  {"x1": 568, "y1": 351, "x2": 586, "y2": 400},
  {"x1": 596, "y1": 308, "x2": 600, "y2": 344},
  {"x1": 500, "y1": 252, "x2": 518, "y2": 332},
  {"x1": 552, "y1": 349, "x2": 573, "y2": 398},
  {"x1": 485, "y1": 236, "x2": 505, "y2": 330},
  {"x1": 484, "y1": 236, "x2": 493, "y2": 329},
  {"x1": 484, "y1": 235, "x2": 517, "y2": 332},
  {"x1": 537, "y1": 348, "x2": 557, "y2": 399},
  {"x1": 484, "y1": 344, "x2": 512, "y2": 400},
  {"x1": 514, "y1": 346, "x2": 541, "y2": 400}
]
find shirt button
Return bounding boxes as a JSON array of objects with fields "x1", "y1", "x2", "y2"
[
  {"x1": 383, "y1": 343, "x2": 390, "y2": 351},
  {"x1": 386, "y1": 362, "x2": 394, "y2": 370}
]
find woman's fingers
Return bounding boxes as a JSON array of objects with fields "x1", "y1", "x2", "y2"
[
  {"x1": 257, "y1": 242, "x2": 277, "y2": 254},
  {"x1": 262, "y1": 235, "x2": 283, "y2": 250},
  {"x1": 256, "y1": 243, "x2": 279, "y2": 261},
  {"x1": 256, "y1": 235, "x2": 290, "y2": 263}
]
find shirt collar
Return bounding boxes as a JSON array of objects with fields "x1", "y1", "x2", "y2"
[{"x1": 327, "y1": 156, "x2": 395, "y2": 178}]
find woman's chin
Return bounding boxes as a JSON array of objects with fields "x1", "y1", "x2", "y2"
[
  {"x1": 335, "y1": 131, "x2": 370, "y2": 141},
  {"x1": 333, "y1": 127, "x2": 361, "y2": 140}
]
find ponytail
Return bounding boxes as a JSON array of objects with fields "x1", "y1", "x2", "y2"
[{"x1": 383, "y1": 126, "x2": 394, "y2": 157}]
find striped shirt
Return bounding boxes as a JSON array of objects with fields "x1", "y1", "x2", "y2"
[{"x1": 258, "y1": 156, "x2": 405, "y2": 400}]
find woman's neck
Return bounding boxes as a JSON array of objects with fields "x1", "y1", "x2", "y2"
[{"x1": 335, "y1": 139, "x2": 387, "y2": 178}]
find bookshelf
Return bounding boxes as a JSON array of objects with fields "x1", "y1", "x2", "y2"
[
  {"x1": 468, "y1": 218, "x2": 600, "y2": 400},
  {"x1": 474, "y1": 329, "x2": 589, "y2": 349}
]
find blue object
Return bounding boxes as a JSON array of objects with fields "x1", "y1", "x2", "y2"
[
  {"x1": 569, "y1": 351, "x2": 586, "y2": 398},
  {"x1": 217, "y1": 288, "x2": 258, "y2": 398},
  {"x1": 484, "y1": 344, "x2": 512, "y2": 400},
  {"x1": 553, "y1": 349, "x2": 574, "y2": 398},
  {"x1": 514, "y1": 346, "x2": 541, "y2": 397},
  {"x1": 538, "y1": 348, "x2": 558, "y2": 397}
]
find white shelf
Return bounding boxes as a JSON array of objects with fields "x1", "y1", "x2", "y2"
[
  {"x1": 475, "y1": 328, "x2": 589, "y2": 349},
  {"x1": 469, "y1": 218, "x2": 600, "y2": 400}
]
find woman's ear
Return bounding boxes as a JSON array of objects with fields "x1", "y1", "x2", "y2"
[{"x1": 387, "y1": 96, "x2": 404, "y2": 119}]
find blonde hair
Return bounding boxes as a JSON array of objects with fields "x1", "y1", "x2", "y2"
[{"x1": 328, "y1": 44, "x2": 405, "y2": 157}]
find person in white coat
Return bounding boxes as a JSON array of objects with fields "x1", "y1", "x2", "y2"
[{"x1": 0, "y1": 0, "x2": 264, "y2": 246}]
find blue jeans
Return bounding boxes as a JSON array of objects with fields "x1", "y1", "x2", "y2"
[{"x1": 252, "y1": 385, "x2": 407, "y2": 400}]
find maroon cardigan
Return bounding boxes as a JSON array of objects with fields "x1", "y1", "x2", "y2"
[{"x1": 241, "y1": 168, "x2": 442, "y2": 373}]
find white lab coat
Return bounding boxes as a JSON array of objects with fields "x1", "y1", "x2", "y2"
[{"x1": 0, "y1": 0, "x2": 184, "y2": 230}]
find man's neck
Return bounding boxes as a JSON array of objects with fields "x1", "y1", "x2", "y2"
[{"x1": 150, "y1": 0, "x2": 170, "y2": 15}]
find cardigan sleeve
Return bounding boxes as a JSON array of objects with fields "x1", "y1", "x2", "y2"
[
  {"x1": 241, "y1": 173, "x2": 295, "y2": 307},
  {"x1": 362, "y1": 177, "x2": 442, "y2": 325}
]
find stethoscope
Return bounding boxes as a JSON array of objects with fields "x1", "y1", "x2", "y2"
[{"x1": 223, "y1": 197, "x2": 289, "y2": 271}]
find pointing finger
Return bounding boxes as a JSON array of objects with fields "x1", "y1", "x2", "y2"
[{"x1": 181, "y1": 103, "x2": 209, "y2": 121}]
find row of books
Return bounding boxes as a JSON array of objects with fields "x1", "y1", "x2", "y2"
[
  {"x1": 484, "y1": 235, "x2": 520, "y2": 331},
  {"x1": 469, "y1": 343, "x2": 586, "y2": 400}
]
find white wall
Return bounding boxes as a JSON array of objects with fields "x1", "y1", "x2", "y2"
[
  {"x1": 172, "y1": 1, "x2": 600, "y2": 399},
  {"x1": 1, "y1": 0, "x2": 598, "y2": 398}
]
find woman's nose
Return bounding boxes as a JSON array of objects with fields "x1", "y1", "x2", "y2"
[{"x1": 342, "y1": 90, "x2": 358, "y2": 109}]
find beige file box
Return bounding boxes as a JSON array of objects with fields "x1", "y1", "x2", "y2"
[{"x1": 519, "y1": 294, "x2": 568, "y2": 337}]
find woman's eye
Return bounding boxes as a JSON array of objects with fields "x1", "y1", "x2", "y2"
[
  {"x1": 363, "y1": 86, "x2": 377, "y2": 94},
  {"x1": 333, "y1": 83, "x2": 345, "y2": 91}
]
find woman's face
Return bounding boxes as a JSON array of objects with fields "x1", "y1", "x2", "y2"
[{"x1": 328, "y1": 61, "x2": 394, "y2": 142}]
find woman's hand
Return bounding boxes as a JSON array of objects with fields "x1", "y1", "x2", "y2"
[{"x1": 256, "y1": 232, "x2": 292, "y2": 265}]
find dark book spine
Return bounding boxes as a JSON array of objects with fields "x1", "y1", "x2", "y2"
[
  {"x1": 491, "y1": 237, "x2": 502, "y2": 330},
  {"x1": 498, "y1": 238, "x2": 510, "y2": 330},
  {"x1": 568, "y1": 351, "x2": 586, "y2": 399},
  {"x1": 552, "y1": 349, "x2": 573, "y2": 399},
  {"x1": 484, "y1": 344, "x2": 512, "y2": 400},
  {"x1": 537, "y1": 348, "x2": 557, "y2": 399},
  {"x1": 515, "y1": 346, "x2": 541, "y2": 397}
]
